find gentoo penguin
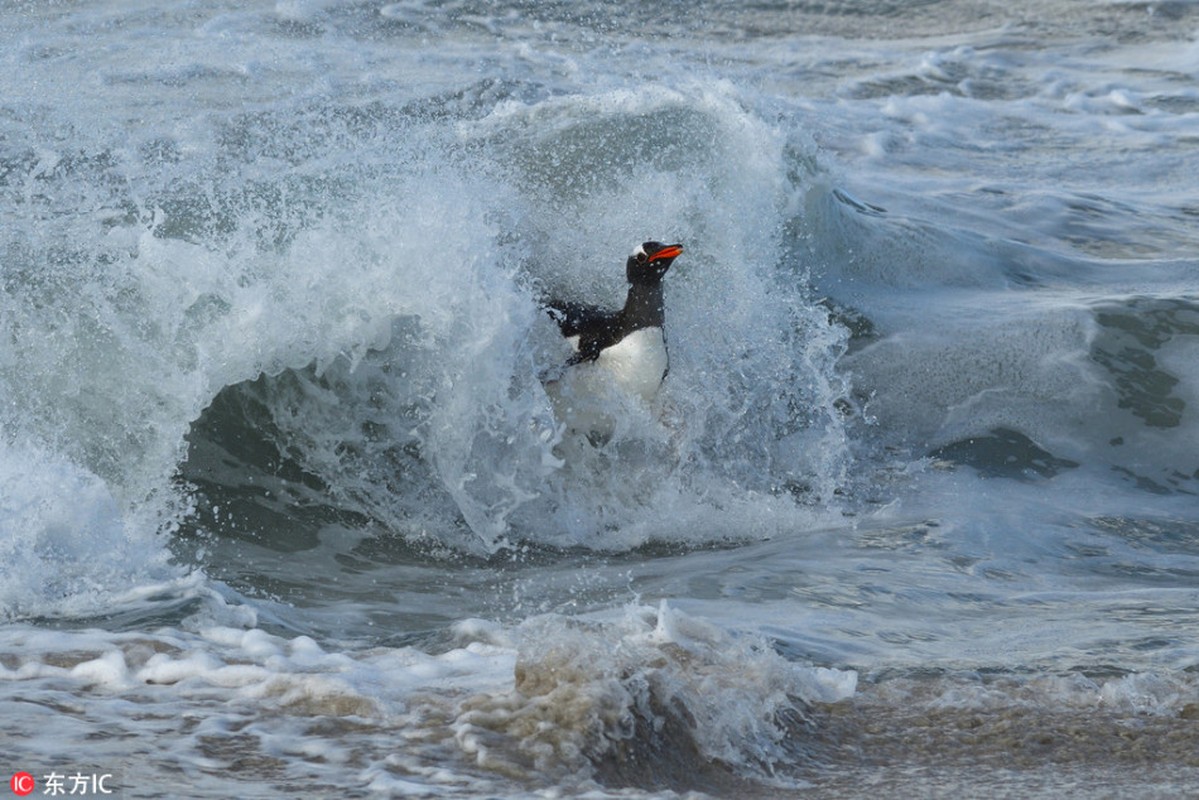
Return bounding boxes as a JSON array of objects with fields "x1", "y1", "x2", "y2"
[{"x1": 542, "y1": 241, "x2": 684, "y2": 439}]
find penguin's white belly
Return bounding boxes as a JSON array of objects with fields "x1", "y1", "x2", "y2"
[
  {"x1": 548, "y1": 327, "x2": 668, "y2": 438},
  {"x1": 592, "y1": 327, "x2": 668, "y2": 404}
]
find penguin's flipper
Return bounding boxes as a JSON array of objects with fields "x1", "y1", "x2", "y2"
[{"x1": 543, "y1": 299, "x2": 617, "y2": 339}]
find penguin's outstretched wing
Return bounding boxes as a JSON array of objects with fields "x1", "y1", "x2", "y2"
[
  {"x1": 543, "y1": 299, "x2": 615, "y2": 338},
  {"x1": 542, "y1": 299, "x2": 620, "y2": 365}
]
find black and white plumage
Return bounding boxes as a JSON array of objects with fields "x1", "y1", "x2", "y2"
[{"x1": 542, "y1": 241, "x2": 684, "y2": 435}]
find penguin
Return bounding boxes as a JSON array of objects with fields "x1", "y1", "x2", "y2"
[{"x1": 541, "y1": 241, "x2": 684, "y2": 439}]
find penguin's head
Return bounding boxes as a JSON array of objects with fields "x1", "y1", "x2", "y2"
[{"x1": 627, "y1": 241, "x2": 684, "y2": 285}]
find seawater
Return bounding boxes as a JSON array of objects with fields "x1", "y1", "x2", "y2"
[{"x1": 2, "y1": 1, "x2": 1198, "y2": 797}]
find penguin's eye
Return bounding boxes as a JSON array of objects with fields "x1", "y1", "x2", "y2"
[{"x1": 636, "y1": 252, "x2": 648, "y2": 264}]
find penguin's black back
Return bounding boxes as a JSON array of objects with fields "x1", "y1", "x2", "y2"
[{"x1": 545, "y1": 295, "x2": 660, "y2": 366}]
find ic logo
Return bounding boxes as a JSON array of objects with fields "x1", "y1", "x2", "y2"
[{"x1": 9, "y1": 772, "x2": 35, "y2": 796}]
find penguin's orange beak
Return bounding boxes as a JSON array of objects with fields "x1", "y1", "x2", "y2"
[{"x1": 649, "y1": 244, "x2": 683, "y2": 261}]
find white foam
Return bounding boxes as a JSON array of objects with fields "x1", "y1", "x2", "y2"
[
  {"x1": 273, "y1": 0, "x2": 339, "y2": 23},
  {"x1": 870, "y1": 668, "x2": 1198, "y2": 719},
  {"x1": 2, "y1": 599, "x2": 860, "y2": 791},
  {"x1": 70, "y1": 650, "x2": 132, "y2": 690},
  {"x1": 0, "y1": 442, "x2": 185, "y2": 621},
  {"x1": 450, "y1": 602, "x2": 856, "y2": 780}
]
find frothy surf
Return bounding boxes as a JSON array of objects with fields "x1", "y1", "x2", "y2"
[{"x1": 0, "y1": 602, "x2": 856, "y2": 796}]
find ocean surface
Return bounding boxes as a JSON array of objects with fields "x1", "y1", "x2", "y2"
[{"x1": 2, "y1": 1, "x2": 1198, "y2": 797}]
